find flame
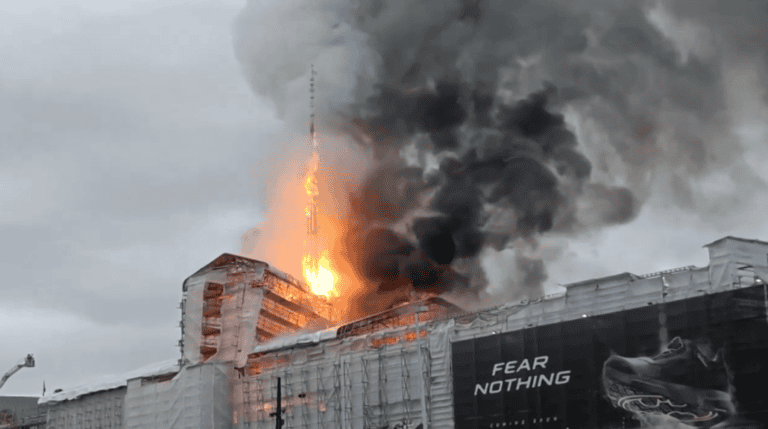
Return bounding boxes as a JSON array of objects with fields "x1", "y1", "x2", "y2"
[
  {"x1": 302, "y1": 151, "x2": 339, "y2": 298},
  {"x1": 244, "y1": 130, "x2": 373, "y2": 320},
  {"x1": 305, "y1": 175, "x2": 318, "y2": 197},
  {"x1": 302, "y1": 250, "x2": 337, "y2": 297},
  {"x1": 304, "y1": 175, "x2": 318, "y2": 217}
]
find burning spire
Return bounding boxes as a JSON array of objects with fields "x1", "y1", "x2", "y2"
[
  {"x1": 306, "y1": 65, "x2": 319, "y2": 237},
  {"x1": 302, "y1": 65, "x2": 336, "y2": 298}
]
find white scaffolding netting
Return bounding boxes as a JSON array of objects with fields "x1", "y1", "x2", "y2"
[
  {"x1": 39, "y1": 359, "x2": 180, "y2": 405},
  {"x1": 125, "y1": 362, "x2": 231, "y2": 429},
  {"x1": 232, "y1": 322, "x2": 454, "y2": 429}
]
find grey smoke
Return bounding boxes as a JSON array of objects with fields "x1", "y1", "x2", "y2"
[
  {"x1": 233, "y1": 0, "x2": 768, "y2": 309},
  {"x1": 343, "y1": 81, "x2": 635, "y2": 302}
]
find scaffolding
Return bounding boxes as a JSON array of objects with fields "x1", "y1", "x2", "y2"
[
  {"x1": 181, "y1": 254, "x2": 337, "y2": 367},
  {"x1": 39, "y1": 236, "x2": 768, "y2": 429},
  {"x1": 0, "y1": 396, "x2": 45, "y2": 429},
  {"x1": 228, "y1": 296, "x2": 462, "y2": 429},
  {"x1": 124, "y1": 362, "x2": 231, "y2": 429},
  {"x1": 233, "y1": 323, "x2": 442, "y2": 429},
  {"x1": 44, "y1": 387, "x2": 126, "y2": 429}
]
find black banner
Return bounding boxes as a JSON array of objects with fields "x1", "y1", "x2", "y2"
[{"x1": 452, "y1": 284, "x2": 768, "y2": 429}]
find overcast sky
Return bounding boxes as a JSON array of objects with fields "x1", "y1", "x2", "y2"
[
  {"x1": 1, "y1": 0, "x2": 280, "y2": 396},
  {"x1": 2, "y1": 0, "x2": 768, "y2": 397}
]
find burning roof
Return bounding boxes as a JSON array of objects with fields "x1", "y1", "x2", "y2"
[{"x1": 181, "y1": 253, "x2": 338, "y2": 367}]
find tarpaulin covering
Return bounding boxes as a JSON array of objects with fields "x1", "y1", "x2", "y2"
[
  {"x1": 125, "y1": 362, "x2": 231, "y2": 429},
  {"x1": 183, "y1": 274, "x2": 209, "y2": 363},
  {"x1": 44, "y1": 386, "x2": 126, "y2": 429},
  {"x1": 39, "y1": 359, "x2": 180, "y2": 405},
  {"x1": 38, "y1": 236, "x2": 768, "y2": 429},
  {"x1": 232, "y1": 323, "x2": 444, "y2": 429}
]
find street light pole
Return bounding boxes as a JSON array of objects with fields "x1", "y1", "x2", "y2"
[{"x1": 270, "y1": 377, "x2": 284, "y2": 429}]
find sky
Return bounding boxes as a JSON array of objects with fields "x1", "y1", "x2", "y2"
[
  {"x1": 2, "y1": 0, "x2": 768, "y2": 397},
  {"x1": 1, "y1": 0, "x2": 279, "y2": 396}
]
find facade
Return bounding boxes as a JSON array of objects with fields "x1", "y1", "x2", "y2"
[
  {"x1": 0, "y1": 396, "x2": 44, "y2": 428},
  {"x1": 124, "y1": 362, "x2": 231, "y2": 429},
  {"x1": 44, "y1": 388, "x2": 125, "y2": 429},
  {"x1": 37, "y1": 236, "x2": 768, "y2": 429},
  {"x1": 38, "y1": 360, "x2": 179, "y2": 429},
  {"x1": 180, "y1": 254, "x2": 337, "y2": 367},
  {"x1": 228, "y1": 236, "x2": 768, "y2": 428},
  {"x1": 39, "y1": 360, "x2": 229, "y2": 429},
  {"x1": 453, "y1": 278, "x2": 768, "y2": 428}
]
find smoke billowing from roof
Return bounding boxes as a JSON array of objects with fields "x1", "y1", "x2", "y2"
[
  {"x1": 233, "y1": 0, "x2": 768, "y2": 310},
  {"x1": 343, "y1": 82, "x2": 635, "y2": 299}
]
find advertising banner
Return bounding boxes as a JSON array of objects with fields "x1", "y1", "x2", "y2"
[{"x1": 452, "y1": 284, "x2": 768, "y2": 428}]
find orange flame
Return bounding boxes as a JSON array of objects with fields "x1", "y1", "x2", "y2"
[
  {"x1": 304, "y1": 175, "x2": 318, "y2": 217},
  {"x1": 302, "y1": 250, "x2": 337, "y2": 298},
  {"x1": 305, "y1": 175, "x2": 318, "y2": 197},
  {"x1": 302, "y1": 152, "x2": 339, "y2": 298}
]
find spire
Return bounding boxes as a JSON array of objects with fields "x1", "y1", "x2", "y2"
[
  {"x1": 307, "y1": 64, "x2": 319, "y2": 237},
  {"x1": 310, "y1": 64, "x2": 315, "y2": 142}
]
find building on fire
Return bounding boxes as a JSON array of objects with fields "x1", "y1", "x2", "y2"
[{"x1": 36, "y1": 236, "x2": 768, "y2": 428}]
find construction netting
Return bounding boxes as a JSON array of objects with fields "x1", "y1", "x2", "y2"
[
  {"x1": 125, "y1": 362, "x2": 231, "y2": 429},
  {"x1": 231, "y1": 321, "x2": 455, "y2": 429},
  {"x1": 44, "y1": 387, "x2": 126, "y2": 429}
]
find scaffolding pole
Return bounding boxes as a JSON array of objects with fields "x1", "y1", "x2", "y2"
[{"x1": 415, "y1": 307, "x2": 429, "y2": 429}]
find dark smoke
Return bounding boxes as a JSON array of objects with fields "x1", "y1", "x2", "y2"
[
  {"x1": 345, "y1": 81, "x2": 635, "y2": 299},
  {"x1": 233, "y1": 0, "x2": 768, "y2": 310}
]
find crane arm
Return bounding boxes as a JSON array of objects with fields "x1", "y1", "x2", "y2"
[{"x1": 0, "y1": 354, "x2": 35, "y2": 391}]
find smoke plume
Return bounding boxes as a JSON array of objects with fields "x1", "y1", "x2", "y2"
[
  {"x1": 233, "y1": 0, "x2": 768, "y2": 312},
  {"x1": 341, "y1": 82, "x2": 636, "y2": 303}
]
